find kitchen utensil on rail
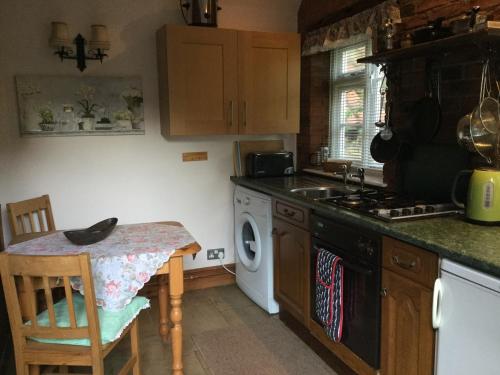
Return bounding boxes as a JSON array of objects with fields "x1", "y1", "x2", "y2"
[
  {"x1": 375, "y1": 69, "x2": 387, "y2": 129},
  {"x1": 468, "y1": 60, "x2": 498, "y2": 164},
  {"x1": 411, "y1": 62, "x2": 441, "y2": 144},
  {"x1": 470, "y1": 106, "x2": 496, "y2": 164},
  {"x1": 451, "y1": 168, "x2": 500, "y2": 225},
  {"x1": 456, "y1": 113, "x2": 475, "y2": 152},
  {"x1": 478, "y1": 60, "x2": 499, "y2": 134},
  {"x1": 370, "y1": 101, "x2": 401, "y2": 163}
]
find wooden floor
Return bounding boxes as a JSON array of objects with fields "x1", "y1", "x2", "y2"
[{"x1": 5, "y1": 285, "x2": 337, "y2": 374}]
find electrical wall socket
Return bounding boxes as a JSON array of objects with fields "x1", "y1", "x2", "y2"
[{"x1": 207, "y1": 248, "x2": 225, "y2": 260}]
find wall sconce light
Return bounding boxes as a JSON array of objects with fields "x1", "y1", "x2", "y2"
[{"x1": 49, "y1": 22, "x2": 111, "y2": 72}]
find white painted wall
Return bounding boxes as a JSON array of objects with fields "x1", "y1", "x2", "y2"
[{"x1": 0, "y1": 0, "x2": 300, "y2": 269}]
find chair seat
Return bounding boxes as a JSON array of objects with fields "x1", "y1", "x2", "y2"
[{"x1": 28, "y1": 294, "x2": 149, "y2": 346}]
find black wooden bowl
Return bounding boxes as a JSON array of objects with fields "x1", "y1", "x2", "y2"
[{"x1": 64, "y1": 218, "x2": 118, "y2": 246}]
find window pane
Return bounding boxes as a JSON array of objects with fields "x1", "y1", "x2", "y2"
[
  {"x1": 340, "y1": 45, "x2": 366, "y2": 75},
  {"x1": 340, "y1": 88, "x2": 364, "y2": 161}
]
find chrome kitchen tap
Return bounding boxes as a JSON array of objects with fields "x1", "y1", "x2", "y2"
[
  {"x1": 331, "y1": 164, "x2": 349, "y2": 188},
  {"x1": 350, "y1": 167, "x2": 365, "y2": 192}
]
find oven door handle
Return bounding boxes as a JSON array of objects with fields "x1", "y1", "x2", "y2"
[{"x1": 341, "y1": 261, "x2": 373, "y2": 276}]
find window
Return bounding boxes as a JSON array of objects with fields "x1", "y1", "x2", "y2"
[{"x1": 329, "y1": 39, "x2": 385, "y2": 171}]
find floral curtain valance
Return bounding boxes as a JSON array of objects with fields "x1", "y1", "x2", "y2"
[{"x1": 302, "y1": 0, "x2": 401, "y2": 56}]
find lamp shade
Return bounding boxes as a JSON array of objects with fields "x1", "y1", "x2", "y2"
[
  {"x1": 89, "y1": 24, "x2": 110, "y2": 50},
  {"x1": 49, "y1": 22, "x2": 71, "y2": 48}
]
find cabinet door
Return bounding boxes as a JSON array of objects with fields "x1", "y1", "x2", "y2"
[
  {"x1": 273, "y1": 218, "x2": 310, "y2": 324},
  {"x1": 380, "y1": 269, "x2": 435, "y2": 375},
  {"x1": 158, "y1": 25, "x2": 238, "y2": 136},
  {"x1": 238, "y1": 31, "x2": 300, "y2": 134}
]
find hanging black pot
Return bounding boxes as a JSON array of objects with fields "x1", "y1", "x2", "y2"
[
  {"x1": 411, "y1": 62, "x2": 441, "y2": 144},
  {"x1": 370, "y1": 131, "x2": 401, "y2": 163}
]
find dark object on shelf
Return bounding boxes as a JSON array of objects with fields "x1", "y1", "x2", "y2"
[
  {"x1": 413, "y1": 17, "x2": 452, "y2": 44},
  {"x1": 64, "y1": 218, "x2": 118, "y2": 245},
  {"x1": 180, "y1": 0, "x2": 221, "y2": 27},
  {"x1": 358, "y1": 26, "x2": 500, "y2": 65}
]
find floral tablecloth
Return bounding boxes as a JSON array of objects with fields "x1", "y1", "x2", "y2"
[{"x1": 6, "y1": 223, "x2": 196, "y2": 311}]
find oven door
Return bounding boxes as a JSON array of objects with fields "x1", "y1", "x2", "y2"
[{"x1": 311, "y1": 238, "x2": 381, "y2": 369}]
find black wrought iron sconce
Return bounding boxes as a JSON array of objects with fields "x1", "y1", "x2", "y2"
[{"x1": 49, "y1": 22, "x2": 111, "y2": 72}]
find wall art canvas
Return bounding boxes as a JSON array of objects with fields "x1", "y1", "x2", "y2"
[{"x1": 16, "y1": 75, "x2": 144, "y2": 136}]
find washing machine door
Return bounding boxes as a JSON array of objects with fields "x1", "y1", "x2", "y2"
[{"x1": 235, "y1": 212, "x2": 262, "y2": 272}]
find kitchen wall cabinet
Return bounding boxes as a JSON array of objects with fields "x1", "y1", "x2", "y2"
[
  {"x1": 380, "y1": 237, "x2": 438, "y2": 375},
  {"x1": 238, "y1": 31, "x2": 300, "y2": 135},
  {"x1": 157, "y1": 25, "x2": 238, "y2": 136},
  {"x1": 272, "y1": 199, "x2": 310, "y2": 325},
  {"x1": 156, "y1": 25, "x2": 300, "y2": 136}
]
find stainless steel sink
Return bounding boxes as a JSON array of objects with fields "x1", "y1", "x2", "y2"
[{"x1": 290, "y1": 186, "x2": 347, "y2": 200}]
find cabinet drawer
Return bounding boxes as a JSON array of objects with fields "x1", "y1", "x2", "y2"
[
  {"x1": 382, "y1": 237, "x2": 438, "y2": 289},
  {"x1": 273, "y1": 199, "x2": 309, "y2": 229}
]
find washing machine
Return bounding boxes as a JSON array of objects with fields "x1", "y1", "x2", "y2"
[{"x1": 234, "y1": 185, "x2": 279, "y2": 314}]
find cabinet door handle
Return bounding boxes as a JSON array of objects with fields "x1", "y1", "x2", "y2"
[
  {"x1": 392, "y1": 255, "x2": 416, "y2": 270},
  {"x1": 228, "y1": 100, "x2": 234, "y2": 128},
  {"x1": 243, "y1": 101, "x2": 247, "y2": 128},
  {"x1": 432, "y1": 278, "x2": 443, "y2": 329},
  {"x1": 283, "y1": 208, "x2": 296, "y2": 217},
  {"x1": 380, "y1": 287, "x2": 388, "y2": 297}
]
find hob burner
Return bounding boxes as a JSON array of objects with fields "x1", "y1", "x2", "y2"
[{"x1": 323, "y1": 190, "x2": 462, "y2": 222}]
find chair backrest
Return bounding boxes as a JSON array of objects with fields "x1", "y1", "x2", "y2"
[
  {"x1": 0, "y1": 253, "x2": 102, "y2": 351},
  {"x1": 6, "y1": 195, "x2": 56, "y2": 237}
]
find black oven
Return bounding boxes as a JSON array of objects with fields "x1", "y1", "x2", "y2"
[{"x1": 310, "y1": 215, "x2": 381, "y2": 369}]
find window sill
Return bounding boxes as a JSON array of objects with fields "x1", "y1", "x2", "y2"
[{"x1": 302, "y1": 168, "x2": 387, "y2": 188}]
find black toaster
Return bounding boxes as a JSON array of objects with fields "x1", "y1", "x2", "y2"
[{"x1": 246, "y1": 151, "x2": 294, "y2": 178}]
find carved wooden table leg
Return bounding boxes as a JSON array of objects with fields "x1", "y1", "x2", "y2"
[
  {"x1": 158, "y1": 274, "x2": 170, "y2": 343},
  {"x1": 169, "y1": 256, "x2": 184, "y2": 375}
]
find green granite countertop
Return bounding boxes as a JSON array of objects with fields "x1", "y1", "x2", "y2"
[{"x1": 231, "y1": 175, "x2": 500, "y2": 278}]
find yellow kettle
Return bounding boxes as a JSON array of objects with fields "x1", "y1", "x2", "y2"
[{"x1": 452, "y1": 168, "x2": 500, "y2": 225}]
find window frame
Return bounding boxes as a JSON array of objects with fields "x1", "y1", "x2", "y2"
[{"x1": 329, "y1": 38, "x2": 383, "y2": 176}]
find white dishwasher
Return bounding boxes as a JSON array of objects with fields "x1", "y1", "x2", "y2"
[{"x1": 434, "y1": 259, "x2": 500, "y2": 375}]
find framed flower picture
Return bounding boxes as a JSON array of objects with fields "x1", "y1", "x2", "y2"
[{"x1": 15, "y1": 75, "x2": 144, "y2": 136}]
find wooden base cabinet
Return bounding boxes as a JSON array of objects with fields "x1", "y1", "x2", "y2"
[
  {"x1": 157, "y1": 25, "x2": 300, "y2": 136},
  {"x1": 380, "y1": 237, "x2": 438, "y2": 375},
  {"x1": 272, "y1": 217, "x2": 310, "y2": 325}
]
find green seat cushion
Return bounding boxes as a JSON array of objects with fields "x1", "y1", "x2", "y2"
[{"x1": 27, "y1": 294, "x2": 150, "y2": 346}]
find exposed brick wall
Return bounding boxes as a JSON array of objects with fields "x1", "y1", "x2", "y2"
[
  {"x1": 297, "y1": 52, "x2": 330, "y2": 169},
  {"x1": 399, "y1": 0, "x2": 500, "y2": 30},
  {"x1": 298, "y1": 0, "x2": 385, "y2": 32},
  {"x1": 299, "y1": 0, "x2": 500, "y2": 186}
]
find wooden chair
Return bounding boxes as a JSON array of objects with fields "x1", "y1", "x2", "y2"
[
  {"x1": 0, "y1": 204, "x2": 14, "y2": 374},
  {"x1": 0, "y1": 253, "x2": 141, "y2": 375},
  {"x1": 0, "y1": 204, "x2": 5, "y2": 251},
  {"x1": 7, "y1": 195, "x2": 56, "y2": 240}
]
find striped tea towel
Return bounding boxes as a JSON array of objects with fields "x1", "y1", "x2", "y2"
[{"x1": 315, "y1": 247, "x2": 344, "y2": 342}]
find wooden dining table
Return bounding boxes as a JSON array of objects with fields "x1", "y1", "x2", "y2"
[{"x1": 8, "y1": 221, "x2": 201, "y2": 375}]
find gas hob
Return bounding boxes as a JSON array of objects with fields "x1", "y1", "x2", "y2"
[{"x1": 323, "y1": 191, "x2": 463, "y2": 222}]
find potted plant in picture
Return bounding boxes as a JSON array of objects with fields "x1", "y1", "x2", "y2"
[
  {"x1": 76, "y1": 85, "x2": 98, "y2": 131},
  {"x1": 37, "y1": 105, "x2": 56, "y2": 131},
  {"x1": 113, "y1": 110, "x2": 133, "y2": 130},
  {"x1": 121, "y1": 87, "x2": 143, "y2": 129}
]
